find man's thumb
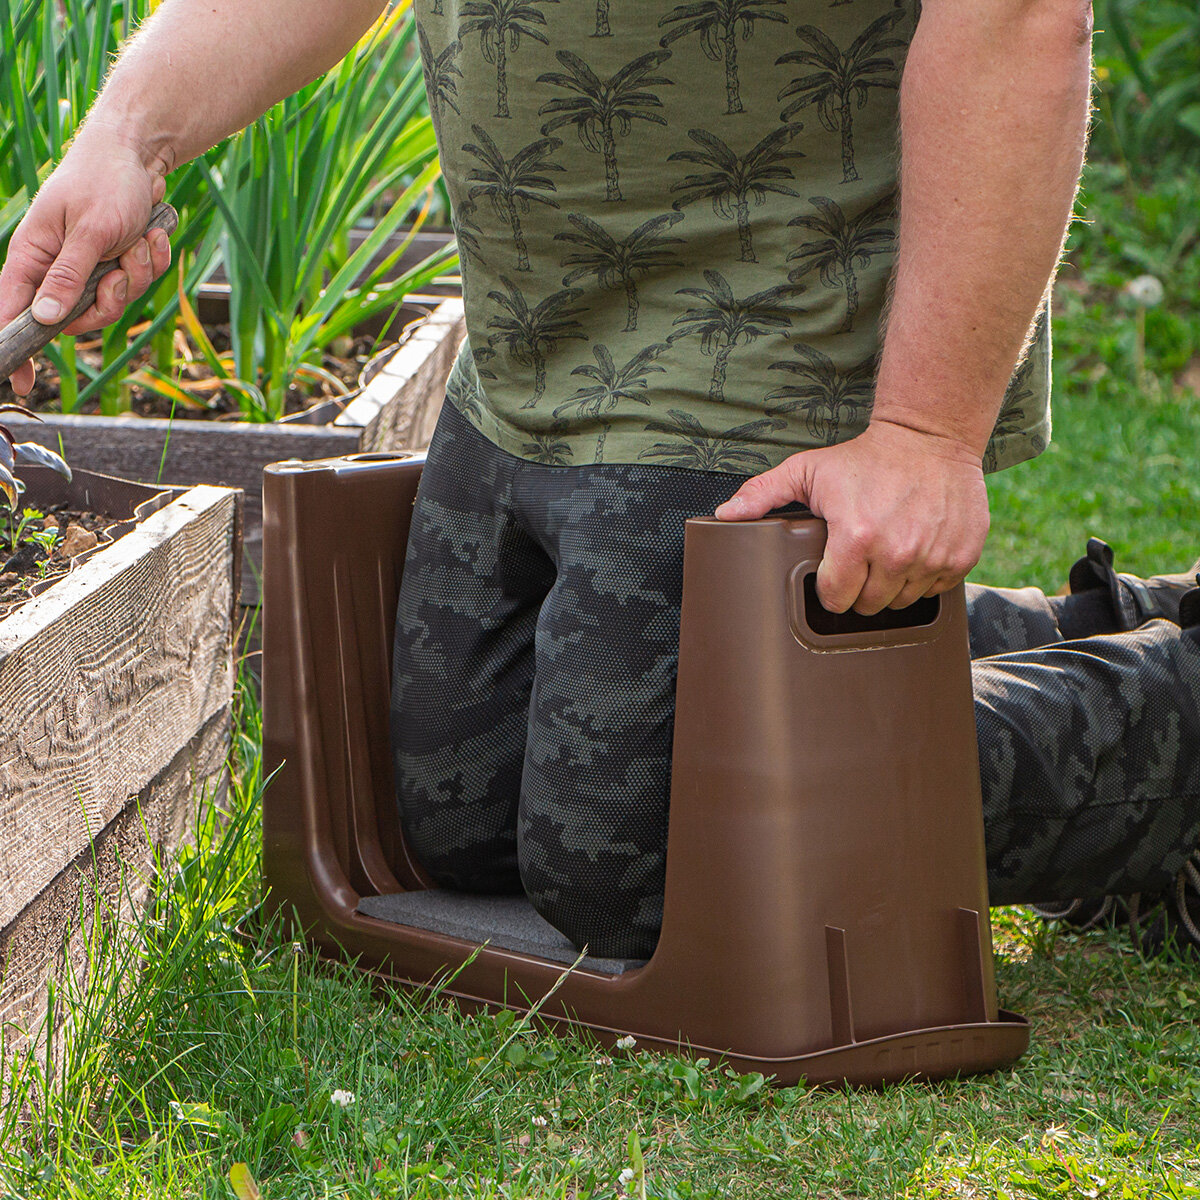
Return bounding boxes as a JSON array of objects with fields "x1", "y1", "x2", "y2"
[
  {"x1": 30, "y1": 231, "x2": 107, "y2": 326},
  {"x1": 714, "y1": 457, "x2": 809, "y2": 521}
]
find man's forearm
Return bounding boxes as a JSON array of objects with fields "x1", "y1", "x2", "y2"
[
  {"x1": 77, "y1": 0, "x2": 388, "y2": 174},
  {"x1": 873, "y1": 0, "x2": 1093, "y2": 457}
]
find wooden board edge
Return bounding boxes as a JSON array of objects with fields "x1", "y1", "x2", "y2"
[
  {"x1": 336, "y1": 297, "x2": 465, "y2": 432},
  {"x1": 0, "y1": 485, "x2": 238, "y2": 653}
]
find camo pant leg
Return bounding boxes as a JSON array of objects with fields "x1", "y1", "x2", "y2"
[
  {"x1": 976, "y1": 621, "x2": 1200, "y2": 904},
  {"x1": 391, "y1": 403, "x2": 550, "y2": 894},
  {"x1": 392, "y1": 401, "x2": 745, "y2": 957},
  {"x1": 509, "y1": 461, "x2": 743, "y2": 960},
  {"x1": 965, "y1": 582, "x2": 1065, "y2": 658}
]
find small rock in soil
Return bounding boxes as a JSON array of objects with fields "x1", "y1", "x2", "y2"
[
  {"x1": 0, "y1": 572, "x2": 17, "y2": 587},
  {"x1": 60, "y1": 524, "x2": 99, "y2": 558},
  {"x1": 2, "y1": 543, "x2": 47, "y2": 574}
]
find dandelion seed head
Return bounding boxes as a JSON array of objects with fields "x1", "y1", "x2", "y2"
[{"x1": 1125, "y1": 274, "x2": 1164, "y2": 306}]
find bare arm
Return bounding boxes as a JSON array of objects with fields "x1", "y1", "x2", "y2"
[
  {"x1": 0, "y1": 0, "x2": 387, "y2": 392},
  {"x1": 717, "y1": 0, "x2": 1093, "y2": 614}
]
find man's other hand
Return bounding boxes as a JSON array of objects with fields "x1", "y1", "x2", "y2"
[{"x1": 714, "y1": 421, "x2": 990, "y2": 614}]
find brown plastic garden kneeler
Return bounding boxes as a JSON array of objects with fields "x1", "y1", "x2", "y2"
[{"x1": 261, "y1": 451, "x2": 1028, "y2": 1087}]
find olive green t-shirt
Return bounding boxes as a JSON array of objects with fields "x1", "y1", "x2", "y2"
[{"x1": 416, "y1": 0, "x2": 1051, "y2": 474}]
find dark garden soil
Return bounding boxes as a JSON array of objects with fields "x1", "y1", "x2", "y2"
[
  {"x1": 0, "y1": 507, "x2": 112, "y2": 621},
  {"x1": 0, "y1": 324, "x2": 379, "y2": 421}
]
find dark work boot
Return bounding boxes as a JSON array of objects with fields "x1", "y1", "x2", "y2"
[
  {"x1": 1068, "y1": 539, "x2": 1200, "y2": 631},
  {"x1": 1183, "y1": 586, "x2": 1200, "y2": 649}
]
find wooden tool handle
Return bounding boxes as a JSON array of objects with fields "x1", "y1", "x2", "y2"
[{"x1": 0, "y1": 201, "x2": 179, "y2": 383}]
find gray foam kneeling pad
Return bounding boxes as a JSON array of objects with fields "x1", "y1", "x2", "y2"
[{"x1": 356, "y1": 890, "x2": 646, "y2": 977}]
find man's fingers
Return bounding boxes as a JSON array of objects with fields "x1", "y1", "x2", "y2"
[
  {"x1": 30, "y1": 228, "x2": 112, "y2": 326},
  {"x1": 891, "y1": 576, "x2": 940, "y2": 611},
  {"x1": 9, "y1": 360, "x2": 36, "y2": 397},
  {"x1": 119, "y1": 238, "x2": 153, "y2": 301},
  {"x1": 847, "y1": 563, "x2": 916, "y2": 616},
  {"x1": 714, "y1": 458, "x2": 807, "y2": 521},
  {"x1": 149, "y1": 227, "x2": 172, "y2": 276},
  {"x1": 922, "y1": 576, "x2": 957, "y2": 600},
  {"x1": 813, "y1": 542, "x2": 870, "y2": 615},
  {"x1": 61, "y1": 268, "x2": 129, "y2": 335}
]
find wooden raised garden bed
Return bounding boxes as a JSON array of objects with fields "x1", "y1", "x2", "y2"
[
  {"x1": 7, "y1": 296, "x2": 463, "y2": 605},
  {"x1": 0, "y1": 467, "x2": 241, "y2": 1059}
]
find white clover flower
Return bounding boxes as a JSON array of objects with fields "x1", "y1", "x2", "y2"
[
  {"x1": 1125, "y1": 274, "x2": 1164, "y2": 306},
  {"x1": 330, "y1": 1089, "x2": 356, "y2": 1108},
  {"x1": 615, "y1": 1035, "x2": 636, "y2": 1051},
  {"x1": 594, "y1": 1055, "x2": 614, "y2": 1067},
  {"x1": 619, "y1": 1167, "x2": 636, "y2": 1185},
  {"x1": 532, "y1": 1115, "x2": 548, "y2": 1127}
]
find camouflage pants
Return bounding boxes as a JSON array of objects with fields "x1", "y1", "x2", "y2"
[{"x1": 392, "y1": 402, "x2": 1200, "y2": 957}]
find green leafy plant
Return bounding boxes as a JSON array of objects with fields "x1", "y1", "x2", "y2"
[
  {"x1": 1092, "y1": 0, "x2": 1200, "y2": 173},
  {"x1": 27, "y1": 523, "x2": 59, "y2": 576},
  {"x1": 1, "y1": 0, "x2": 456, "y2": 421},
  {"x1": 192, "y1": 4, "x2": 457, "y2": 420},
  {"x1": 0, "y1": 405, "x2": 70, "y2": 551}
]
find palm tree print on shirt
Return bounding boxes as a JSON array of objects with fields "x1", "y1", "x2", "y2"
[
  {"x1": 419, "y1": 29, "x2": 463, "y2": 120},
  {"x1": 486, "y1": 278, "x2": 589, "y2": 408},
  {"x1": 776, "y1": 12, "x2": 905, "y2": 183},
  {"x1": 658, "y1": 0, "x2": 788, "y2": 116},
  {"x1": 537, "y1": 50, "x2": 674, "y2": 202},
  {"x1": 463, "y1": 126, "x2": 564, "y2": 271},
  {"x1": 554, "y1": 212, "x2": 685, "y2": 331},
  {"x1": 785, "y1": 193, "x2": 895, "y2": 333},
  {"x1": 765, "y1": 344, "x2": 875, "y2": 440},
  {"x1": 452, "y1": 201, "x2": 485, "y2": 264},
  {"x1": 669, "y1": 270, "x2": 800, "y2": 404},
  {"x1": 638, "y1": 409, "x2": 786, "y2": 471},
  {"x1": 554, "y1": 342, "x2": 668, "y2": 460},
  {"x1": 472, "y1": 344, "x2": 499, "y2": 380},
  {"x1": 984, "y1": 366, "x2": 1037, "y2": 472},
  {"x1": 669, "y1": 125, "x2": 804, "y2": 263},
  {"x1": 523, "y1": 426, "x2": 575, "y2": 464},
  {"x1": 459, "y1": 0, "x2": 559, "y2": 119},
  {"x1": 446, "y1": 358, "x2": 485, "y2": 422}
]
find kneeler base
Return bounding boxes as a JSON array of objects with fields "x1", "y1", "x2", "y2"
[{"x1": 261, "y1": 452, "x2": 1028, "y2": 1087}]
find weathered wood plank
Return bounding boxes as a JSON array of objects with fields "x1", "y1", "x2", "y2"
[
  {"x1": 340, "y1": 296, "x2": 464, "y2": 451},
  {"x1": 0, "y1": 485, "x2": 240, "y2": 929},
  {"x1": 3, "y1": 416, "x2": 354, "y2": 606},
  {"x1": 1, "y1": 413, "x2": 360, "y2": 493},
  {"x1": 0, "y1": 707, "x2": 229, "y2": 1058}
]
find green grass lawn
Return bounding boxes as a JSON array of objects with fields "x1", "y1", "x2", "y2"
[
  {"x1": 978, "y1": 160, "x2": 1200, "y2": 591},
  {"x1": 3, "y1": 150, "x2": 1200, "y2": 1200},
  {"x1": 3, "y1": 691, "x2": 1200, "y2": 1199}
]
